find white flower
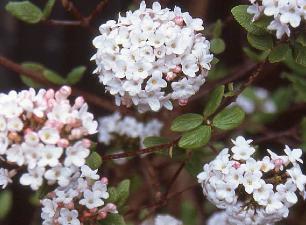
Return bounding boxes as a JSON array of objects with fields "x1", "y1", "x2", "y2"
[
  {"x1": 79, "y1": 190, "x2": 104, "y2": 209},
  {"x1": 284, "y1": 145, "x2": 303, "y2": 164},
  {"x1": 287, "y1": 166, "x2": 306, "y2": 192},
  {"x1": 58, "y1": 208, "x2": 80, "y2": 225},
  {"x1": 20, "y1": 167, "x2": 45, "y2": 190},
  {"x1": 276, "y1": 180, "x2": 298, "y2": 204},
  {"x1": 231, "y1": 136, "x2": 255, "y2": 161},
  {"x1": 44, "y1": 166, "x2": 73, "y2": 187},
  {"x1": 38, "y1": 127, "x2": 60, "y2": 145},
  {"x1": 0, "y1": 168, "x2": 14, "y2": 189},
  {"x1": 242, "y1": 172, "x2": 262, "y2": 194},
  {"x1": 64, "y1": 141, "x2": 90, "y2": 167},
  {"x1": 92, "y1": 1, "x2": 213, "y2": 112},
  {"x1": 265, "y1": 192, "x2": 284, "y2": 214},
  {"x1": 253, "y1": 180, "x2": 273, "y2": 204},
  {"x1": 154, "y1": 215, "x2": 182, "y2": 225},
  {"x1": 38, "y1": 145, "x2": 63, "y2": 167},
  {"x1": 7, "y1": 117, "x2": 23, "y2": 132},
  {"x1": 80, "y1": 165, "x2": 100, "y2": 180}
]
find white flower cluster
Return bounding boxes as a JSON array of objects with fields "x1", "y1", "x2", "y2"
[
  {"x1": 141, "y1": 214, "x2": 182, "y2": 225},
  {"x1": 206, "y1": 211, "x2": 229, "y2": 225},
  {"x1": 98, "y1": 112, "x2": 163, "y2": 147},
  {"x1": 41, "y1": 165, "x2": 117, "y2": 225},
  {"x1": 92, "y1": 1, "x2": 213, "y2": 112},
  {"x1": 247, "y1": 0, "x2": 306, "y2": 39},
  {"x1": 234, "y1": 87, "x2": 276, "y2": 114},
  {"x1": 198, "y1": 136, "x2": 306, "y2": 225},
  {"x1": 0, "y1": 86, "x2": 98, "y2": 190}
]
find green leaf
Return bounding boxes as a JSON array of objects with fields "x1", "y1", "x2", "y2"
[
  {"x1": 181, "y1": 201, "x2": 197, "y2": 225},
  {"x1": 115, "y1": 179, "x2": 130, "y2": 207},
  {"x1": 212, "y1": 20, "x2": 223, "y2": 38},
  {"x1": 66, "y1": 66, "x2": 86, "y2": 85},
  {"x1": 43, "y1": 69, "x2": 65, "y2": 85},
  {"x1": 243, "y1": 47, "x2": 270, "y2": 62},
  {"x1": 99, "y1": 214, "x2": 126, "y2": 225},
  {"x1": 247, "y1": 33, "x2": 273, "y2": 51},
  {"x1": 231, "y1": 5, "x2": 266, "y2": 35},
  {"x1": 268, "y1": 44, "x2": 290, "y2": 63},
  {"x1": 212, "y1": 106, "x2": 245, "y2": 130},
  {"x1": 107, "y1": 187, "x2": 118, "y2": 203},
  {"x1": 5, "y1": 1, "x2": 43, "y2": 24},
  {"x1": 178, "y1": 125, "x2": 211, "y2": 149},
  {"x1": 293, "y1": 44, "x2": 306, "y2": 67},
  {"x1": 210, "y1": 38, "x2": 226, "y2": 54},
  {"x1": 21, "y1": 62, "x2": 44, "y2": 87},
  {"x1": 143, "y1": 136, "x2": 169, "y2": 148},
  {"x1": 297, "y1": 33, "x2": 306, "y2": 47},
  {"x1": 0, "y1": 190, "x2": 13, "y2": 220},
  {"x1": 86, "y1": 151, "x2": 102, "y2": 170},
  {"x1": 42, "y1": 0, "x2": 56, "y2": 19},
  {"x1": 283, "y1": 73, "x2": 306, "y2": 101},
  {"x1": 171, "y1": 114, "x2": 203, "y2": 132},
  {"x1": 203, "y1": 85, "x2": 225, "y2": 118}
]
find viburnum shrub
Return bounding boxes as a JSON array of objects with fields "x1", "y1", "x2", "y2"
[{"x1": 1, "y1": 0, "x2": 306, "y2": 225}]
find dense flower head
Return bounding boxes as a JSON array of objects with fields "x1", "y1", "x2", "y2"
[
  {"x1": 41, "y1": 165, "x2": 117, "y2": 225},
  {"x1": 197, "y1": 136, "x2": 306, "y2": 225},
  {"x1": 206, "y1": 211, "x2": 230, "y2": 225},
  {"x1": 0, "y1": 86, "x2": 98, "y2": 190},
  {"x1": 141, "y1": 214, "x2": 182, "y2": 225},
  {"x1": 247, "y1": 0, "x2": 306, "y2": 39},
  {"x1": 92, "y1": 1, "x2": 213, "y2": 112}
]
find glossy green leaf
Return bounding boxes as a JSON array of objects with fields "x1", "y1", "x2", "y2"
[
  {"x1": 171, "y1": 114, "x2": 203, "y2": 132},
  {"x1": 43, "y1": 69, "x2": 65, "y2": 85},
  {"x1": 42, "y1": 0, "x2": 56, "y2": 19},
  {"x1": 21, "y1": 62, "x2": 44, "y2": 88},
  {"x1": 268, "y1": 43, "x2": 290, "y2": 63},
  {"x1": 212, "y1": 106, "x2": 245, "y2": 130},
  {"x1": 86, "y1": 151, "x2": 102, "y2": 170},
  {"x1": 210, "y1": 38, "x2": 226, "y2": 54},
  {"x1": 66, "y1": 66, "x2": 86, "y2": 85},
  {"x1": 179, "y1": 125, "x2": 211, "y2": 149},
  {"x1": 247, "y1": 33, "x2": 273, "y2": 51},
  {"x1": 143, "y1": 136, "x2": 169, "y2": 148},
  {"x1": 203, "y1": 85, "x2": 225, "y2": 118},
  {"x1": 5, "y1": 1, "x2": 42, "y2": 24}
]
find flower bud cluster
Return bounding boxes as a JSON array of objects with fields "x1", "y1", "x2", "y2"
[
  {"x1": 41, "y1": 165, "x2": 117, "y2": 225},
  {"x1": 247, "y1": 0, "x2": 306, "y2": 39},
  {"x1": 0, "y1": 86, "x2": 98, "y2": 190},
  {"x1": 92, "y1": 1, "x2": 213, "y2": 112},
  {"x1": 198, "y1": 136, "x2": 306, "y2": 225}
]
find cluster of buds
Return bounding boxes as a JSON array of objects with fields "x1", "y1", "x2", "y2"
[
  {"x1": 41, "y1": 165, "x2": 117, "y2": 225},
  {"x1": 198, "y1": 136, "x2": 306, "y2": 225},
  {"x1": 92, "y1": 1, "x2": 213, "y2": 112},
  {"x1": 0, "y1": 86, "x2": 98, "y2": 190}
]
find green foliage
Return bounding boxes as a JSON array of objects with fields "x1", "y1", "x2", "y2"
[
  {"x1": 178, "y1": 125, "x2": 211, "y2": 149},
  {"x1": 203, "y1": 85, "x2": 225, "y2": 118},
  {"x1": 180, "y1": 201, "x2": 197, "y2": 225},
  {"x1": 293, "y1": 44, "x2": 306, "y2": 67},
  {"x1": 0, "y1": 190, "x2": 13, "y2": 220},
  {"x1": 20, "y1": 62, "x2": 86, "y2": 87},
  {"x1": 268, "y1": 44, "x2": 290, "y2": 63},
  {"x1": 86, "y1": 151, "x2": 103, "y2": 170},
  {"x1": 99, "y1": 214, "x2": 126, "y2": 225},
  {"x1": 243, "y1": 47, "x2": 270, "y2": 62},
  {"x1": 247, "y1": 33, "x2": 273, "y2": 51},
  {"x1": 171, "y1": 113, "x2": 203, "y2": 132},
  {"x1": 296, "y1": 33, "x2": 306, "y2": 47},
  {"x1": 212, "y1": 106, "x2": 245, "y2": 130},
  {"x1": 42, "y1": 0, "x2": 56, "y2": 19},
  {"x1": 283, "y1": 73, "x2": 306, "y2": 101},
  {"x1": 5, "y1": 1, "x2": 43, "y2": 24},
  {"x1": 66, "y1": 66, "x2": 86, "y2": 85},
  {"x1": 210, "y1": 38, "x2": 226, "y2": 54},
  {"x1": 143, "y1": 136, "x2": 169, "y2": 148},
  {"x1": 231, "y1": 5, "x2": 266, "y2": 35},
  {"x1": 107, "y1": 180, "x2": 130, "y2": 208},
  {"x1": 212, "y1": 20, "x2": 223, "y2": 38}
]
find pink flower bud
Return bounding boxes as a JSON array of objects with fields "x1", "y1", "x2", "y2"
[
  {"x1": 57, "y1": 139, "x2": 69, "y2": 148},
  {"x1": 65, "y1": 202, "x2": 74, "y2": 209},
  {"x1": 97, "y1": 211, "x2": 107, "y2": 220},
  {"x1": 90, "y1": 208, "x2": 97, "y2": 214},
  {"x1": 71, "y1": 128, "x2": 83, "y2": 139},
  {"x1": 45, "y1": 89, "x2": 55, "y2": 100},
  {"x1": 174, "y1": 16, "x2": 184, "y2": 26},
  {"x1": 165, "y1": 72, "x2": 177, "y2": 81},
  {"x1": 232, "y1": 161, "x2": 241, "y2": 169},
  {"x1": 60, "y1": 86, "x2": 72, "y2": 97},
  {"x1": 172, "y1": 65, "x2": 182, "y2": 73},
  {"x1": 24, "y1": 128, "x2": 33, "y2": 135},
  {"x1": 105, "y1": 203, "x2": 117, "y2": 212},
  {"x1": 178, "y1": 99, "x2": 188, "y2": 106},
  {"x1": 82, "y1": 139, "x2": 92, "y2": 148},
  {"x1": 74, "y1": 96, "x2": 85, "y2": 108},
  {"x1": 101, "y1": 177, "x2": 109, "y2": 185}
]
